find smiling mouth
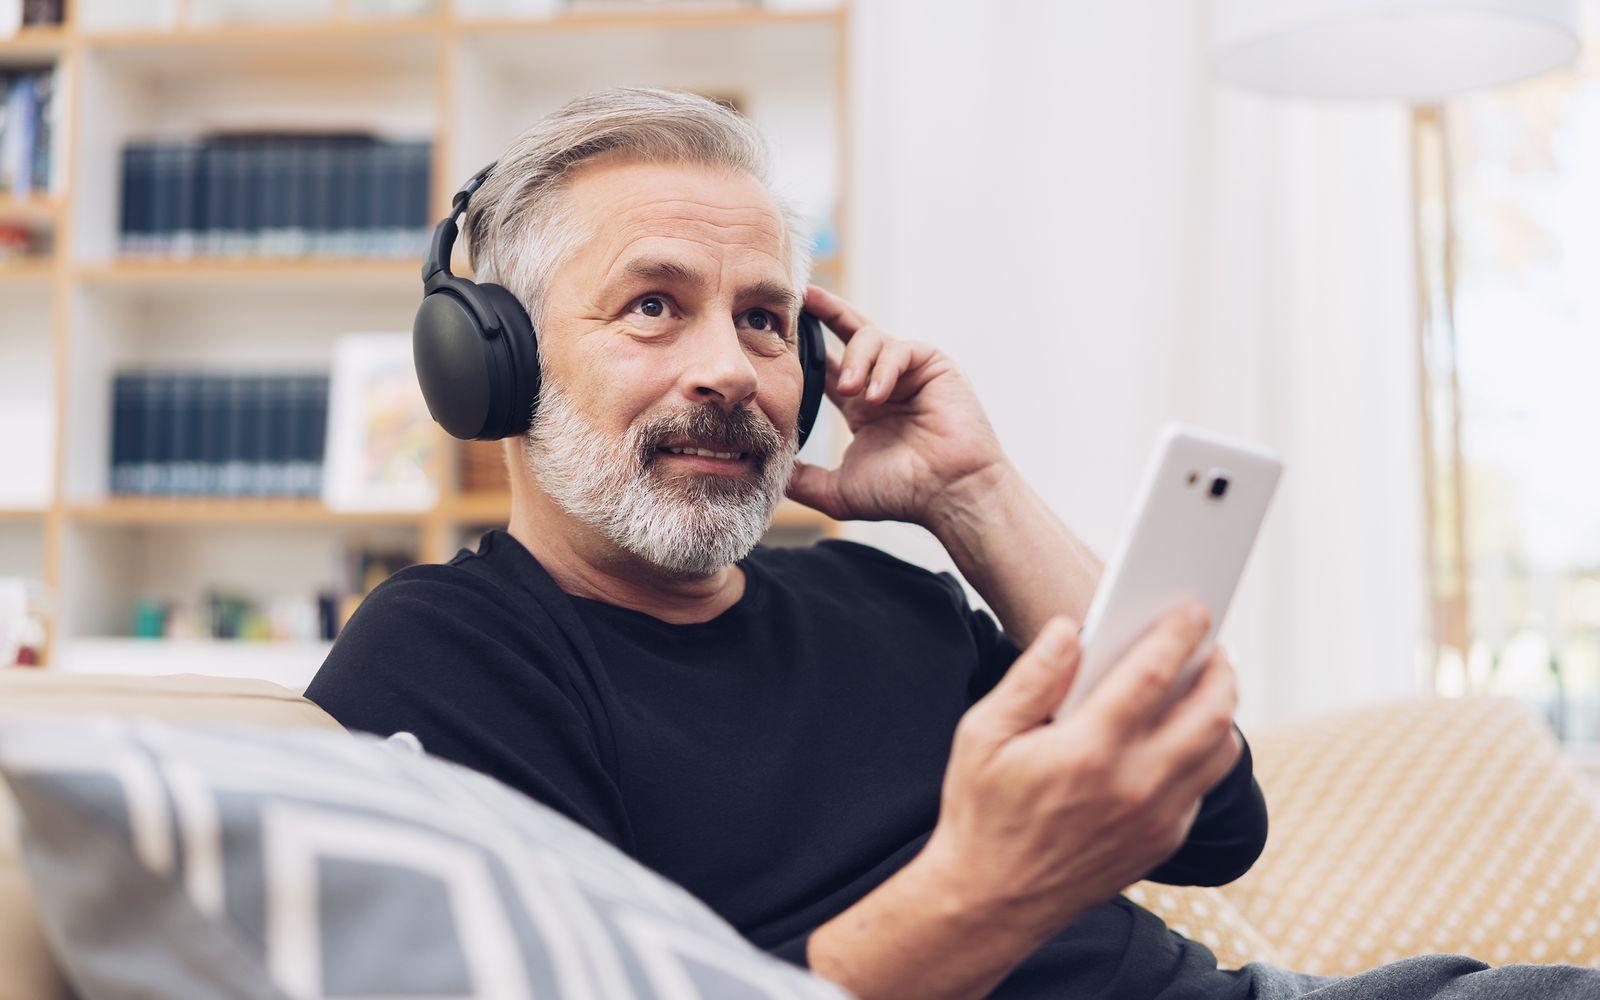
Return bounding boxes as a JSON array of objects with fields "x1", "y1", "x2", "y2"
[{"x1": 655, "y1": 445, "x2": 751, "y2": 461}]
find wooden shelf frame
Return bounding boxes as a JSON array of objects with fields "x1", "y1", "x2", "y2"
[{"x1": 2, "y1": 0, "x2": 852, "y2": 667}]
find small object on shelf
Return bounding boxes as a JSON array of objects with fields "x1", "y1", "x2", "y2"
[
  {"x1": 21, "y1": 0, "x2": 65, "y2": 27},
  {"x1": 131, "y1": 598, "x2": 168, "y2": 638},
  {"x1": 0, "y1": 576, "x2": 47, "y2": 666},
  {"x1": 0, "y1": 67, "x2": 55, "y2": 200}
]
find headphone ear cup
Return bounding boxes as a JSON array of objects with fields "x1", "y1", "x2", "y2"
[
  {"x1": 412, "y1": 278, "x2": 538, "y2": 441},
  {"x1": 796, "y1": 309, "x2": 826, "y2": 451},
  {"x1": 472, "y1": 282, "x2": 540, "y2": 440}
]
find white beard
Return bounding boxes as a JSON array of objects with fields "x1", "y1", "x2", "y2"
[{"x1": 522, "y1": 378, "x2": 798, "y2": 577}]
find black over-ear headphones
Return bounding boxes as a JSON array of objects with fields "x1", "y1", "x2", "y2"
[{"x1": 412, "y1": 161, "x2": 827, "y2": 449}]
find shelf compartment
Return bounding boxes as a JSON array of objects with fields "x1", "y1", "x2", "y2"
[{"x1": 0, "y1": 194, "x2": 63, "y2": 225}]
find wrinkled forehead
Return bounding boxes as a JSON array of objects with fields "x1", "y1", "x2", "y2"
[{"x1": 561, "y1": 155, "x2": 794, "y2": 288}]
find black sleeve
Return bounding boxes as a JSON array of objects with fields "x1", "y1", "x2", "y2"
[
  {"x1": 305, "y1": 570, "x2": 634, "y2": 852},
  {"x1": 1141, "y1": 723, "x2": 1268, "y2": 887},
  {"x1": 767, "y1": 934, "x2": 811, "y2": 970}
]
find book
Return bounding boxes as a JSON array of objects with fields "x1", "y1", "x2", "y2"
[{"x1": 322, "y1": 332, "x2": 440, "y2": 512}]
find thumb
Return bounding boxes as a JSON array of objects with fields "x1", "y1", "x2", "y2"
[
  {"x1": 972, "y1": 616, "x2": 1082, "y2": 738},
  {"x1": 786, "y1": 460, "x2": 847, "y2": 519}
]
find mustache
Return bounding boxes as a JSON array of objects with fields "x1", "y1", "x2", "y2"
[{"x1": 632, "y1": 404, "x2": 786, "y2": 465}]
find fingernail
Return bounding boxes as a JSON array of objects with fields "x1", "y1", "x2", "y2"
[
  {"x1": 842, "y1": 367, "x2": 858, "y2": 386},
  {"x1": 1185, "y1": 601, "x2": 1210, "y2": 627}
]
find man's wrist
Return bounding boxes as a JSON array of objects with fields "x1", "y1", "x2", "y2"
[
  {"x1": 807, "y1": 834, "x2": 1071, "y2": 1000},
  {"x1": 922, "y1": 459, "x2": 1023, "y2": 545}
]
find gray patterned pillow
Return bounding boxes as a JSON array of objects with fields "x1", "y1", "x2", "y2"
[{"x1": 0, "y1": 718, "x2": 851, "y2": 1000}]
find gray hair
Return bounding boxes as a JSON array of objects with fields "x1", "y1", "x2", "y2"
[{"x1": 462, "y1": 87, "x2": 812, "y2": 331}]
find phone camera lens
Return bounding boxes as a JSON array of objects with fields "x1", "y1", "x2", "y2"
[{"x1": 1208, "y1": 476, "x2": 1230, "y2": 499}]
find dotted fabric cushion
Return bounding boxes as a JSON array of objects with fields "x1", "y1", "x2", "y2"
[
  {"x1": 1221, "y1": 696, "x2": 1600, "y2": 975},
  {"x1": 1123, "y1": 881, "x2": 1282, "y2": 970}
]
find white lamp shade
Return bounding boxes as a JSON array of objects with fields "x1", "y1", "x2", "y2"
[{"x1": 1211, "y1": 0, "x2": 1582, "y2": 100}]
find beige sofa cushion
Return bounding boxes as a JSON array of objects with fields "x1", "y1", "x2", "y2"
[
  {"x1": 1223, "y1": 696, "x2": 1600, "y2": 975},
  {"x1": 0, "y1": 669, "x2": 343, "y2": 1000}
]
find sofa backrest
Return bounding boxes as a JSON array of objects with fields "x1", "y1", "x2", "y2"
[{"x1": 0, "y1": 670, "x2": 343, "y2": 1000}]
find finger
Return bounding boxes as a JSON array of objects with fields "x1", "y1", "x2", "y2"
[
  {"x1": 837, "y1": 327, "x2": 887, "y2": 396},
  {"x1": 805, "y1": 284, "x2": 873, "y2": 342},
  {"x1": 1144, "y1": 649, "x2": 1239, "y2": 785},
  {"x1": 1154, "y1": 722, "x2": 1244, "y2": 828},
  {"x1": 1080, "y1": 602, "x2": 1211, "y2": 736},
  {"x1": 785, "y1": 460, "x2": 848, "y2": 519},
  {"x1": 866, "y1": 340, "x2": 912, "y2": 404},
  {"x1": 822, "y1": 343, "x2": 850, "y2": 410},
  {"x1": 967, "y1": 616, "x2": 1082, "y2": 740}
]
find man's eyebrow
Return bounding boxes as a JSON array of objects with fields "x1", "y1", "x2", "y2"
[{"x1": 617, "y1": 257, "x2": 799, "y2": 312}]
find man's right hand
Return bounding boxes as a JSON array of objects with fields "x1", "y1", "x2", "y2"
[{"x1": 919, "y1": 604, "x2": 1244, "y2": 940}]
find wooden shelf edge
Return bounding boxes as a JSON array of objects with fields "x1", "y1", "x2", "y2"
[
  {"x1": 72, "y1": 7, "x2": 841, "y2": 50},
  {"x1": 0, "y1": 259, "x2": 56, "y2": 284},
  {"x1": 76, "y1": 257, "x2": 423, "y2": 286},
  {"x1": 79, "y1": 16, "x2": 446, "y2": 49},
  {"x1": 65, "y1": 498, "x2": 428, "y2": 526},
  {"x1": 0, "y1": 25, "x2": 67, "y2": 59},
  {"x1": 459, "y1": 6, "x2": 844, "y2": 36},
  {"x1": 0, "y1": 506, "x2": 49, "y2": 522}
]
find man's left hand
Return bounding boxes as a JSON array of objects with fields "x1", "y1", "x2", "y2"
[{"x1": 786, "y1": 285, "x2": 1011, "y2": 528}]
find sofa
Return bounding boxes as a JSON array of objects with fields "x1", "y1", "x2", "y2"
[{"x1": 2, "y1": 670, "x2": 1597, "y2": 998}]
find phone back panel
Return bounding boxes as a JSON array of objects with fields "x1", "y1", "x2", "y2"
[{"x1": 1055, "y1": 425, "x2": 1282, "y2": 718}]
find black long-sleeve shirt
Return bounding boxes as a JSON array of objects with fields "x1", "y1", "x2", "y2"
[{"x1": 307, "y1": 529, "x2": 1266, "y2": 999}]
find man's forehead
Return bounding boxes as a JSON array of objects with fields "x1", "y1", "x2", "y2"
[{"x1": 564, "y1": 157, "x2": 791, "y2": 276}]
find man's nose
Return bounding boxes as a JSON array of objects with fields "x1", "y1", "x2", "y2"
[{"x1": 679, "y1": 317, "x2": 758, "y2": 411}]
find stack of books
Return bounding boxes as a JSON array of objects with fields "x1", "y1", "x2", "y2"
[
  {"x1": 109, "y1": 371, "x2": 330, "y2": 498},
  {"x1": 0, "y1": 67, "x2": 56, "y2": 200},
  {"x1": 117, "y1": 133, "x2": 432, "y2": 259}
]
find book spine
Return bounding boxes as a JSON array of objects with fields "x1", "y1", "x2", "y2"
[
  {"x1": 308, "y1": 136, "x2": 336, "y2": 257},
  {"x1": 118, "y1": 144, "x2": 141, "y2": 257},
  {"x1": 203, "y1": 142, "x2": 228, "y2": 257},
  {"x1": 222, "y1": 373, "x2": 249, "y2": 496},
  {"x1": 250, "y1": 373, "x2": 274, "y2": 496},
  {"x1": 143, "y1": 371, "x2": 174, "y2": 495},
  {"x1": 173, "y1": 142, "x2": 200, "y2": 259},
  {"x1": 110, "y1": 373, "x2": 136, "y2": 495},
  {"x1": 198, "y1": 373, "x2": 227, "y2": 496},
  {"x1": 407, "y1": 140, "x2": 433, "y2": 253},
  {"x1": 148, "y1": 142, "x2": 173, "y2": 256}
]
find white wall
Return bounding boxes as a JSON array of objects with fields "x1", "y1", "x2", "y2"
[{"x1": 841, "y1": 0, "x2": 1426, "y2": 728}]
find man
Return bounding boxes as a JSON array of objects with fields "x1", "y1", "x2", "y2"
[{"x1": 307, "y1": 89, "x2": 1599, "y2": 999}]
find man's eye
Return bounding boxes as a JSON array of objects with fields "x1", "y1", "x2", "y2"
[
  {"x1": 742, "y1": 309, "x2": 783, "y2": 335},
  {"x1": 632, "y1": 295, "x2": 670, "y2": 318}
]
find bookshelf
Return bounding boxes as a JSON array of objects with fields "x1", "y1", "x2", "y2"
[{"x1": 0, "y1": 0, "x2": 850, "y2": 681}]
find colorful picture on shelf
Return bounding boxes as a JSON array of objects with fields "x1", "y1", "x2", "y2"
[{"x1": 322, "y1": 332, "x2": 440, "y2": 512}]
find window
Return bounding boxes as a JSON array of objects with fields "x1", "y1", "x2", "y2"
[{"x1": 1416, "y1": 7, "x2": 1600, "y2": 752}]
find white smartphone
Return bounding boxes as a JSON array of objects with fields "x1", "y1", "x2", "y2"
[{"x1": 1053, "y1": 423, "x2": 1282, "y2": 720}]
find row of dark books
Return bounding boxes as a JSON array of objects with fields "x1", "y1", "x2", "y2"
[
  {"x1": 118, "y1": 134, "x2": 432, "y2": 259},
  {"x1": 110, "y1": 371, "x2": 330, "y2": 498},
  {"x1": 0, "y1": 67, "x2": 56, "y2": 199}
]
